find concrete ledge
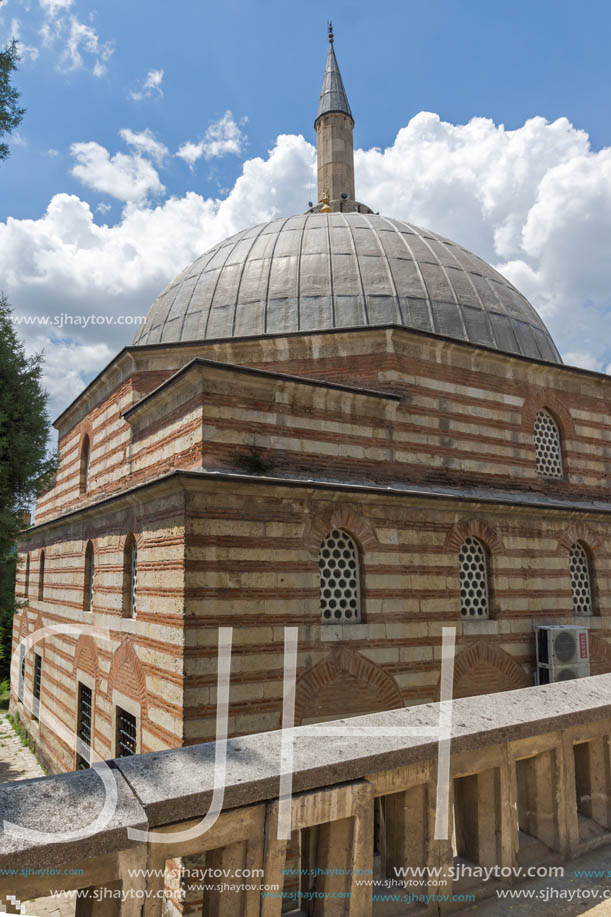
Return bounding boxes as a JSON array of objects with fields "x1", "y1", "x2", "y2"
[
  {"x1": 113, "y1": 673, "x2": 611, "y2": 827},
  {"x1": 1, "y1": 675, "x2": 610, "y2": 855},
  {"x1": 0, "y1": 764, "x2": 147, "y2": 870}
]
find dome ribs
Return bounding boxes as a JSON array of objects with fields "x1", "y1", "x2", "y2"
[{"x1": 131, "y1": 214, "x2": 561, "y2": 365}]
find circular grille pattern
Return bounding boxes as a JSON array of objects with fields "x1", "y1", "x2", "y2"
[
  {"x1": 458, "y1": 537, "x2": 489, "y2": 618},
  {"x1": 534, "y1": 410, "x2": 563, "y2": 478},
  {"x1": 569, "y1": 542, "x2": 593, "y2": 615},
  {"x1": 319, "y1": 529, "x2": 361, "y2": 623}
]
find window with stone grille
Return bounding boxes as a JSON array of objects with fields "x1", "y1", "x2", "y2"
[
  {"x1": 458, "y1": 537, "x2": 490, "y2": 618},
  {"x1": 569, "y1": 542, "x2": 593, "y2": 616},
  {"x1": 18, "y1": 645, "x2": 25, "y2": 703},
  {"x1": 80, "y1": 434, "x2": 90, "y2": 494},
  {"x1": 123, "y1": 535, "x2": 138, "y2": 618},
  {"x1": 534, "y1": 410, "x2": 563, "y2": 478},
  {"x1": 77, "y1": 682, "x2": 92, "y2": 769},
  {"x1": 33, "y1": 653, "x2": 42, "y2": 721},
  {"x1": 38, "y1": 550, "x2": 45, "y2": 601},
  {"x1": 24, "y1": 554, "x2": 30, "y2": 597},
  {"x1": 116, "y1": 707, "x2": 137, "y2": 757},
  {"x1": 319, "y1": 529, "x2": 361, "y2": 623},
  {"x1": 83, "y1": 541, "x2": 95, "y2": 612}
]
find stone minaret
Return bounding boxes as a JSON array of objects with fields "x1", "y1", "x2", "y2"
[{"x1": 312, "y1": 24, "x2": 372, "y2": 214}]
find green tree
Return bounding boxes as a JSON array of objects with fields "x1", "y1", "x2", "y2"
[
  {"x1": 0, "y1": 40, "x2": 25, "y2": 162},
  {"x1": 0, "y1": 295, "x2": 56, "y2": 682}
]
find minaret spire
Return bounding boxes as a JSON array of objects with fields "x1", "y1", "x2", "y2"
[{"x1": 314, "y1": 23, "x2": 355, "y2": 205}]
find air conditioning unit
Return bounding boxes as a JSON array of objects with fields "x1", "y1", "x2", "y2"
[{"x1": 536, "y1": 625, "x2": 590, "y2": 684}]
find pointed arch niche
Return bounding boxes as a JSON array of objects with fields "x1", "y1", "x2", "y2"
[{"x1": 294, "y1": 648, "x2": 403, "y2": 725}]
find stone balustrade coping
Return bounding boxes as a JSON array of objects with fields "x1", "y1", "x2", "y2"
[{"x1": 2, "y1": 674, "x2": 611, "y2": 871}]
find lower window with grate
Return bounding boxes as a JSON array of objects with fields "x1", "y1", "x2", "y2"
[
  {"x1": 569, "y1": 542, "x2": 593, "y2": 615},
  {"x1": 18, "y1": 646, "x2": 25, "y2": 704},
  {"x1": 33, "y1": 653, "x2": 42, "y2": 721},
  {"x1": 319, "y1": 529, "x2": 361, "y2": 623},
  {"x1": 77, "y1": 682, "x2": 92, "y2": 769},
  {"x1": 116, "y1": 707, "x2": 137, "y2": 757},
  {"x1": 458, "y1": 537, "x2": 490, "y2": 618}
]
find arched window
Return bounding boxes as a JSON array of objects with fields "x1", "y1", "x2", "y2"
[
  {"x1": 123, "y1": 535, "x2": 138, "y2": 618},
  {"x1": 83, "y1": 541, "x2": 95, "y2": 612},
  {"x1": 38, "y1": 550, "x2": 45, "y2": 601},
  {"x1": 534, "y1": 410, "x2": 563, "y2": 478},
  {"x1": 24, "y1": 553, "x2": 30, "y2": 597},
  {"x1": 458, "y1": 536, "x2": 490, "y2": 618},
  {"x1": 80, "y1": 435, "x2": 90, "y2": 494},
  {"x1": 569, "y1": 542, "x2": 593, "y2": 616},
  {"x1": 319, "y1": 529, "x2": 361, "y2": 623}
]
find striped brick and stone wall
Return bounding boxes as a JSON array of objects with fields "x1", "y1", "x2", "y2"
[
  {"x1": 12, "y1": 324, "x2": 611, "y2": 773},
  {"x1": 12, "y1": 481, "x2": 186, "y2": 773},
  {"x1": 36, "y1": 326, "x2": 611, "y2": 524}
]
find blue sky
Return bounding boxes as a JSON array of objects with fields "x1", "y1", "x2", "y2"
[
  {"x1": 5, "y1": 0, "x2": 611, "y2": 221},
  {"x1": 2, "y1": 0, "x2": 611, "y2": 421}
]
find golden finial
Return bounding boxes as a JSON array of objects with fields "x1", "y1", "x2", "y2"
[
  {"x1": 320, "y1": 190, "x2": 332, "y2": 213},
  {"x1": 328, "y1": 21, "x2": 334, "y2": 44}
]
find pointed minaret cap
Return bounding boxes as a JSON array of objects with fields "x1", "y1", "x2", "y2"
[{"x1": 315, "y1": 22, "x2": 353, "y2": 124}]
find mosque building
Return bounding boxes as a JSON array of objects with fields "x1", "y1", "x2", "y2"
[{"x1": 11, "y1": 28, "x2": 611, "y2": 775}]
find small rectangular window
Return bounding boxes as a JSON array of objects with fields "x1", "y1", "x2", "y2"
[
  {"x1": 33, "y1": 653, "x2": 42, "y2": 721},
  {"x1": 77, "y1": 682, "x2": 93, "y2": 769},
  {"x1": 18, "y1": 646, "x2": 25, "y2": 703},
  {"x1": 116, "y1": 707, "x2": 137, "y2": 757}
]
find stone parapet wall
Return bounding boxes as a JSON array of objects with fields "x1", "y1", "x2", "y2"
[{"x1": 3, "y1": 675, "x2": 611, "y2": 914}]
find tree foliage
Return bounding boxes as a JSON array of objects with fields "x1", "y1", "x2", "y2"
[
  {"x1": 0, "y1": 295, "x2": 56, "y2": 681},
  {"x1": 0, "y1": 40, "x2": 25, "y2": 162}
]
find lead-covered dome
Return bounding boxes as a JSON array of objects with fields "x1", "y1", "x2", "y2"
[{"x1": 132, "y1": 213, "x2": 561, "y2": 363}]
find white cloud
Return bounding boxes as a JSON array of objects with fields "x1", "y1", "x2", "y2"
[
  {"x1": 32, "y1": 335, "x2": 114, "y2": 417},
  {"x1": 8, "y1": 17, "x2": 39, "y2": 60},
  {"x1": 4, "y1": 115, "x2": 611, "y2": 421},
  {"x1": 356, "y1": 112, "x2": 611, "y2": 368},
  {"x1": 95, "y1": 201, "x2": 111, "y2": 214},
  {"x1": 39, "y1": 1, "x2": 113, "y2": 77},
  {"x1": 177, "y1": 111, "x2": 247, "y2": 166},
  {"x1": 119, "y1": 128, "x2": 168, "y2": 165},
  {"x1": 62, "y1": 17, "x2": 113, "y2": 74},
  {"x1": 46, "y1": 148, "x2": 60, "y2": 157},
  {"x1": 39, "y1": 0, "x2": 73, "y2": 15},
  {"x1": 11, "y1": 131, "x2": 27, "y2": 147},
  {"x1": 129, "y1": 68, "x2": 164, "y2": 101},
  {"x1": 70, "y1": 140, "x2": 165, "y2": 202},
  {"x1": 562, "y1": 351, "x2": 603, "y2": 372}
]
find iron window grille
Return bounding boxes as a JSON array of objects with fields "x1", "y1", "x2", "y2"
[
  {"x1": 124, "y1": 537, "x2": 138, "y2": 617},
  {"x1": 319, "y1": 529, "x2": 361, "y2": 624},
  {"x1": 77, "y1": 682, "x2": 93, "y2": 769},
  {"x1": 38, "y1": 551, "x2": 45, "y2": 601},
  {"x1": 459, "y1": 537, "x2": 490, "y2": 618},
  {"x1": 33, "y1": 653, "x2": 42, "y2": 721},
  {"x1": 569, "y1": 542, "x2": 593, "y2": 616},
  {"x1": 116, "y1": 707, "x2": 137, "y2": 757},
  {"x1": 80, "y1": 435, "x2": 90, "y2": 494},
  {"x1": 534, "y1": 410, "x2": 563, "y2": 478},
  {"x1": 84, "y1": 542, "x2": 95, "y2": 612},
  {"x1": 18, "y1": 646, "x2": 25, "y2": 703}
]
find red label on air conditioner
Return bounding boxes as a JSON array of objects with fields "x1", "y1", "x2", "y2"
[{"x1": 579, "y1": 633, "x2": 588, "y2": 658}]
